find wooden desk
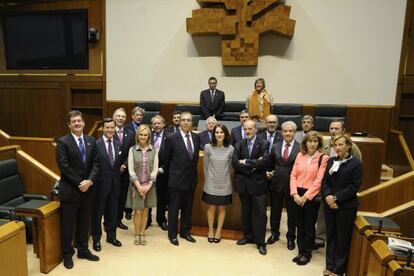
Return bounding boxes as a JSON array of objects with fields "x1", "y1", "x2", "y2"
[
  {"x1": 16, "y1": 201, "x2": 61, "y2": 274},
  {"x1": 0, "y1": 220, "x2": 28, "y2": 276}
]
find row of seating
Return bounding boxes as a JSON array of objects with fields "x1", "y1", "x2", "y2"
[{"x1": 135, "y1": 101, "x2": 347, "y2": 131}]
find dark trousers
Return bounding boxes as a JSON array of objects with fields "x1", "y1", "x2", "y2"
[
  {"x1": 294, "y1": 188, "x2": 320, "y2": 258},
  {"x1": 168, "y1": 188, "x2": 194, "y2": 239},
  {"x1": 61, "y1": 195, "x2": 93, "y2": 257},
  {"x1": 118, "y1": 175, "x2": 132, "y2": 222},
  {"x1": 91, "y1": 192, "x2": 119, "y2": 241},
  {"x1": 269, "y1": 190, "x2": 296, "y2": 240},
  {"x1": 155, "y1": 180, "x2": 169, "y2": 224},
  {"x1": 324, "y1": 204, "x2": 357, "y2": 275},
  {"x1": 239, "y1": 192, "x2": 267, "y2": 245}
]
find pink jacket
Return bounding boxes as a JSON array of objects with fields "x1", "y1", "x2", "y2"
[{"x1": 290, "y1": 151, "x2": 329, "y2": 200}]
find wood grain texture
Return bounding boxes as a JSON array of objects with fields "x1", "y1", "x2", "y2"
[{"x1": 0, "y1": 221, "x2": 28, "y2": 276}]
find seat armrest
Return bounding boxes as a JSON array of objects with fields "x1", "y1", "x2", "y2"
[
  {"x1": 0, "y1": 206, "x2": 13, "y2": 220},
  {"x1": 23, "y1": 194, "x2": 49, "y2": 201}
]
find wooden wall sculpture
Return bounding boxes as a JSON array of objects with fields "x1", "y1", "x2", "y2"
[{"x1": 186, "y1": 0, "x2": 296, "y2": 66}]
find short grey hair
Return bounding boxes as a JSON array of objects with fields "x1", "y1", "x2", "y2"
[
  {"x1": 281, "y1": 121, "x2": 297, "y2": 131},
  {"x1": 206, "y1": 116, "x2": 217, "y2": 125},
  {"x1": 132, "y1": 106, "x2": 145, "y2": 115}
]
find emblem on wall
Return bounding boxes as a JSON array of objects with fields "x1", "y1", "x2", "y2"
[{"x1": 186, "y1": 0, "x2": 296, "y2": 66}]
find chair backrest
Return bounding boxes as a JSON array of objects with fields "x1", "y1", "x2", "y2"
[
  {"x1": 175, "y1": 105, "x2": 201, "y2": 127},
  {"x1": 0, "y1": 159, "x2": 24, "y2": 205},
  {"x1": 220, "y1": 101, "x2": 246, "y2": 121},
  {"x1": 314, "y1": 105, "x2": 347, "y2": 131},
  {"x1": 135, "y1": 101, "x2": 161, "y2": 125},
  {"x1": 273, "y1": 103, "x2": 303, "y2": 130}
]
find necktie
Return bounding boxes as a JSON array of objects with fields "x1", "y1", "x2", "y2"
[
  {"x1": 268, "y1": 133, "x2": 273, "y2": 153},
  {"x1": 242, "y1": 129, "x2": 246, "y2": 139},
  {"x1": 185, "y1": 133, "x2": 193, "y2": 159},
  {"x1": 107, "y1": 139, "x2": 114, "y2": 167},
  {"x1": 248, "y1": 140, "x2": 253, "y2": 158},
  {"x1": 211, "y1": 91, "x2": 215, "y2": 100},
  {"x1": 78, "y1": 138, "x2": 86, "y2": 163},
  {"x1": 118, "y1": 129, "x2": 123, "y2": 144},
  {"x1": 208, "y1": 132, "x2": 212, "y2": 141},
  {"x1": 154, "y1": 133, "x2": 161, "y2": 151},
  {"x1": 283, "y1": 143, "x2": 290, "y2": 162}
]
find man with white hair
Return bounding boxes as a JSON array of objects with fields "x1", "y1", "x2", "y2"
[{"x1": 199, "y1": 116, "x2": 217, "y2": 150}]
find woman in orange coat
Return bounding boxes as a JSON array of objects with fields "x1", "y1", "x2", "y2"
[{"x1": 246, "y1": 78, "x2": 273, "y2": 122}]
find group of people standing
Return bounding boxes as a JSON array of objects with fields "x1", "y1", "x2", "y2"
[{"x1": 56, "y1": 77, "x2": 363, "y2": 276}]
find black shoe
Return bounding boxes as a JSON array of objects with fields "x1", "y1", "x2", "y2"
[
  {"x1": 313, "y1": 242, "x2": 325, "y2": 250},
  {"x1": 236, "y1": 238, "x2": 251, "y2": 245},
  {"x1": 106, "y1": 238, "x2": 122, "y2": 247},
  {"x1": 207, "y1": 237, "x2": 214, "y2": 243},
  {"x1": 92, "y1": 240, "x2": 101, "y2": 252},
  {"x1": 169, "y1": 237, "x2": 179, "y2": 246},
  {"x1": 296, "y1": 255, "x2": 310, "y2": 265},
  {"x1": 287, "y1": 239, "x2": 295, "y2": 250},
  {"x1": 125, "y1": 212, "x2": 132, "y2": 220},
  {"x1": 77, "y1": 251, "x2": 99, "y2": 261},
  {"x1": 258, "y1": 245, "x2": 267, "y2": 255},
  {"x1": 214, "y1": 237, "x2": 221, "y2": 243},
  {"x1": 292, "y1": 254, "x2": 302, "y2": 263},
  {"x1": 158, "y1": 222, "x2": 168, "y2": 231},
  {"x1": 63, "y1": 257, "x2": 73, "y2": 269},
  {"x1": 266, "y1": 233, "x2": 280, "y2": 244},
  {"x1": 180, "y1": 234, "x2": 196, "y2": 243},
  {"x1": 118, "y1": 222, "x2": 128, "y2": 230}
]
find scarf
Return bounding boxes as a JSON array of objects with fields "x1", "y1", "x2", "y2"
[
  {"x1": 329, "y1": 155, "x2": 353, "y2": 175},
  {"x1": 247, "y1": 89, "x2": 271, "y2": 121}
]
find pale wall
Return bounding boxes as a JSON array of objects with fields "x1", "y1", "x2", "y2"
[{"x1": 106, "y1": 0, "x2": 406, "y2": 105}]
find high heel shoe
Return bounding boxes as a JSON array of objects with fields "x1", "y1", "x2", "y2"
[
  {"x1": 207, "y1": 237, "x2": 214, "y2": 243},
  {"x1": 214, "y1": 237, "x2": 221, "y2": 243},
  {"x1": 140, "y1": 235, "x2": 147, "y2": 246},
  {"x1": 134, "y1": 235, "x2": 140, "y2": 245}
]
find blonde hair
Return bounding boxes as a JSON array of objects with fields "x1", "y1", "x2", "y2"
[
  {"x1": 332, "y1": 133, "x2": 353, "y2": 153},
  {"x1": 135, "y1": 124, "x2": 151, "y2": 145}
]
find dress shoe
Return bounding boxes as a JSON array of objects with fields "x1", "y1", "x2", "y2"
[
  {"x1": 77, "y1": 251, "x2": 99, "y2": 261},
  {"x1": 323, "y1": 269, "x2": 333, "y2": 276},
  {"x1": 296, "y1": 255, "x2": 310, "y2": 265},
  {"x1": 287, "y1": 239, "x2": 295, "y2": 250},
  {"x1": 266, "y1": 233, "x2": 280, "y2": 244},
  {"x1": 292, "y1": 254, "x2": 302, "y2": 263},
  {"x1": 236, "y1": 238, "x2": 252, "y2": 245},
  {"x1": 158, "y1": 222, "x2": 168, "y2": 231},
  {"x1": 125, "y1": 212, "x2": 132, "y2": 220},
  {"x1": 214, "y1": 237, "x2": 221, "y2": 243},
  {"x1": 106, "y1": 238, "x2": 122, "y2": 247},
  {"x1": 63, "y1": 257, "x2": 73, "y2": 269},
  {"x1": 118, "y1": 222, "x2": 128, "y2": 230},
  {"x1": 313, "y1": 241, "x2": 325, "y2": 250},
  {"x1": 180, "y1": 234, "x2": 196, "y2": 243},
  {"x1": 169, "y1": 237, "x2": 179, "y2": 246},
  {"x1": 92, "y1": 240, "x2": 101, "y2": 252},
  {"x1": 258, "y1": 245, "x2": 267, "y2": 255}
]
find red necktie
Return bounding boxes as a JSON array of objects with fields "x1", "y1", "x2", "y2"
[{"x1": 283, "y1": 143, "x2": 290, "y2": 162}]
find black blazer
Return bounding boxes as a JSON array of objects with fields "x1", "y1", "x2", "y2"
[
  {"x1": 231, "y1": 125, "x2": 244, "y2": 146},
  {"x1": 165, "y1": 125, "x2": 180, "y2": 134},
  {"x1": 151, "y1": 129, "x2": 172, "y2": 173},
  {"x1": 124, "y1": 121, "x2": 139, "y2": 134},
  {"x1": 232, "y1": 138, "x2": 269, "y2": 195},
  {"x1": 268, "y1": 141, "x2": 300, "y2": 194},
  {"x1": 257, "y1": 130, "x2": 282, "y2": 151},
  {"x1": 113, "y1": 127, "x2": 135, "y2": 168},
  {"x1": 160, "y1": 131, "x2": 200, "y2": 190},
  {"x1": 56, "y1": 134, "x2": 99, "y2": 202},
  {"x1": 199, "y1": 130, "x2": 212, "y2": 150},
  {"x1": 200, "y1": 89, "x2": 225, "y2": 119},
  {"x1": 322, "y1": 156, "x2": 363, "y2": 210},
  {"x1": 95, "y1": 137, "x2": 122, "y2": 197}
]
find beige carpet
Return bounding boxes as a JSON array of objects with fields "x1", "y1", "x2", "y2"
[{"x1": 28, "y1": 211, "x2": 326, "y2": 276}]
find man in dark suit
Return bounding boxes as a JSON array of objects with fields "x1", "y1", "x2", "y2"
[
  {"x1": 91, "y1": 118, "x2": 122, "y2": 252},
  {"x1": 199, "y1": 116, "x2": 217, "y2": 150},
  {"x1": 148, "y1": 115, "x2": 173, "y2": 230},
  {"x1": 56, "y1": 110, "x2": 99, "y2": 269},
  {"x1": 161, "y1": 111, "x2": 200, "y2": 246},
  {"x1": 112, "y1": 108, "x2": 135, "y2": 229},
  {"x1": 232, "y1": 119, "x2": 269, "y2": 255},
  {"x1": 257, "y1": 114, "x2": 282, "y2": 152},
  {"x1": 200, "y1": 76, "x2": 225, "y2": 119},
  {"x1": 165, "y1": 110, "x2": 181, "y2": 133},
  {"x1": 124, "y1": 106, "x2": 145, "y2": 134},
  {"x1": 266, "y1": 121, "x2": 300, "y2": 250},
  {"x1": 231, "y1": 110, "x2": 250, "y2": 146}
]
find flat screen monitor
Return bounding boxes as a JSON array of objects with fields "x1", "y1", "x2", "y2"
[{"x1": 2, "y1": 9, "x2": 89, "y2": 69}]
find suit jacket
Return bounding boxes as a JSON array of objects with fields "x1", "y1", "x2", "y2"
[
  {"x1": 257, "y1": 130, "x2": 282, "y2": 151},
  {"x1": 151, "y1": 129, "x2": 172, "y2": 180},
  {"x1": 124, "y1": 121, "x2": 139, "y2": 134},
  {"x1": 160, "y1": 131, "x2": 200, "y2": 190},
  {"x1": 322, "y1": 156, "x2": 363, "y2": 209},
  {"x1": 56, "y1": 134, "x2": 99, "y2": 202},
  {"x1": 231, "y1": 125, "x2": 244, "y2": 146},
  {"x1": 268, "y1": 140, "x2": 300, "y2": 194},
  {"x1": 232, "y1": 138, "x2": 269, "y2": 195},
  {"x1": 113, "y1": 127, "x2": 135, "y2": 168},
  {"x1": 95, "y1": 137, "x2": 122, "y2": 197},
  {"x1": 165, "y1": 125, "x2": 180, "y2": 134},
  {"x1": 199, "y1": 130, "x2": 212, "y2": 150},
  {"x1": 200, "y1": 89, "x2": 225, "y2": 119}
]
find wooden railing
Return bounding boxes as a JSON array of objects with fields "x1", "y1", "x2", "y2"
[
  {"x1": 385, "y1": 130, "x2": 414, "y2": 176},
  {"x1": 88, "y1": 120, "x2": 102, "y2": 139},
  {"x1": 0, "y1": 129, "x2": 59, "y2": 175}
]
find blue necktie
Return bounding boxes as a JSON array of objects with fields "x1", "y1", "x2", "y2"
[
  {"x1": 78, "y1": 138, "x2": 86, "y2": 163},
  {"x1": 248, "y1": 140, "x2": 253, "y2": 158},
  {"x1": 268, "y1": 133, "x2": 273, "y2": 153}
]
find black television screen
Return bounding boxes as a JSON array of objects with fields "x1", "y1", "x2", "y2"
[{"x1": 2, "y1": 9, "x2": 89, "y2": 69}]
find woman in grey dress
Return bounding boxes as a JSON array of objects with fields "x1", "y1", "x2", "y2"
[
  {"x1": 125, "y1": 125, "x2": 158, "y2": 246},
  {"x1": 202, "y1": 124, "x2": 234, "y2": 243}
]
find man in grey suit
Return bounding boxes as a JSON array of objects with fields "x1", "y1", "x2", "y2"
[
  {"x1": 266, "y1": 121, "x2": 300, "y2": 250},
  {"x1": 56, "y1": 110, "x2": 99, "y2": 269},
  {"x1": 231, "y1": 110, "x2": 250, "y2": 146},
  {"x1": 200, "y1": 77, "x2": 225, "y2": 119}
]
